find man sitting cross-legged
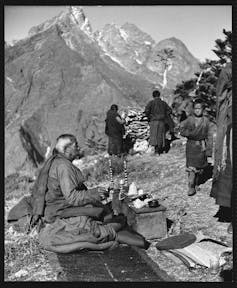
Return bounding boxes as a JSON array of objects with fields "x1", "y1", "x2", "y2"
[{"x1": 31, "y1": 134, "x2": 149, "y2": 253}]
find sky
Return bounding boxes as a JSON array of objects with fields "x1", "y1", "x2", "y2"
[{"x1": 4, "y1": 5, "x2": 232, "y2": 62}]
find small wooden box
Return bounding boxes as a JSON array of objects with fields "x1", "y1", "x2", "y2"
[
  {"x1": 111, "y1": 191, "x2": 167, "y2": 240},
  {"x1": 121, "y1": 201, "x2": 167, "y2": 240}
]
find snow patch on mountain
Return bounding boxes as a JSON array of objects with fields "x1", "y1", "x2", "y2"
[
  {"x1": 70, "y1": 6, "x2": 93, "y2": 37},
  {"x1": 145, "y1": 41, "x2": 151, "y2": 45},
  {"x1": 103, "y1": 52, "x2": 130, "y2": 71},
  {"x1": 64, "y1": 37, "x2": 77, "y2": 51},
  {"x1": 6, "y1": 76, "x2": 14, "y2": 83},
  {"x1": 136, "y1": 59, "x2": 142, "y2": 65},
  {"x1": 119, "y1": 28, "x2": 129, "y2": 41},
  {"x1": 96, "y1": 34, "x2": 130, "y2": 70}
]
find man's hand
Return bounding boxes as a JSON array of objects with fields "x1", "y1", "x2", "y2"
[
  {"x1": 30, "y1": 214, "x2": 40, "y2": 227},
  {"x1": 120, "y1": 111, "x2": 126, "y2": 119},
  {"x1": 207, "y1": 157, "x2": 213, "y2": 165},
  {"x1": 97, "y1": 186, "x2": 109, "y2": 200}
]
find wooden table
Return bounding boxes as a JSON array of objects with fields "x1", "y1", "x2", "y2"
[{"x1": 112, "y1": 190, "x2": 167, "y2": 240}]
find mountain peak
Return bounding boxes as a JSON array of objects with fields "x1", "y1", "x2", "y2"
[
  {"x1": 68, "y1": 6, "x2": 92, "y2": 35},
  {"x1": 28, "y1": 6, "x2": 92, "y2": 38}
]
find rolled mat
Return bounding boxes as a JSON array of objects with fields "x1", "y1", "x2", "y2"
[{"x1": 156, "y1": 233, "x2": 196, "y2": 250}]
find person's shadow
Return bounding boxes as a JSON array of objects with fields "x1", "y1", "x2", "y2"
[
  {"x1": 197, "y1": 164, "x2": 213, "y2": 185},
  {"x1": 219, "y1": 269, "x2": 233, "y2": 282},
  {"x1": 164, "y1": 139, "x2": 172, "y2": 154},
  {"x1": 123, "y1": 134, "x2": 136, "y2": 154}
]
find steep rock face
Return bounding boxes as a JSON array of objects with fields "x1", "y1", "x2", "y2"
[
  {"x1": 5, "y1": 14, "x2": 153, "y2": 176},
  {"x1": 95, "y1": 23, "x2": 155, "y2": 74},
  {"x1": 95, "y1": 24, "x2": 200, "y2": 89}
]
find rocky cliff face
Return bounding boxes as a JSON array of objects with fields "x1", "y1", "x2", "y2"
[
  {"x1": 95, "y1": 23, "x2": 155, "y2": 74},
  {"x1": 5, "y1": 6, "x2": 200, "y2": 176},
  {"x1": 95, "y1": 23, "x2": 200, "y2": 89}
]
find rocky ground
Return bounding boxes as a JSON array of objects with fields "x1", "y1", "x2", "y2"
[{"x1": 4, "y1": 141, "x2": 232, "y2": 282}]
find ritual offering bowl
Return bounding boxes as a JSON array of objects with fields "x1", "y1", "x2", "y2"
[
  {"x1": 148, "y1": 199, "x2": 159, "y2": 208},
  {"x1": 138, "y1": 194, "x2": 148, "y2": 201}
]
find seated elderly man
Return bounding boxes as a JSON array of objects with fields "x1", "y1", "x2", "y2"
[{"x1": 32, "y1": 134, "x2": 149, "y2": 253}]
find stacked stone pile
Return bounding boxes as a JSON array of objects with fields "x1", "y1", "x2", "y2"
[{"x1": 122, "y1": 107, "x2": 150, "y2": 141}]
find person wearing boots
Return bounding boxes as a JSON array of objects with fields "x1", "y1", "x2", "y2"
[{"x1": 180, "y1": 100, "x2": 213, "y2": 196}]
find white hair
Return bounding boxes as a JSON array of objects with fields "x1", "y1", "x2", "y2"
[{"x1": 55, "y1": 138, "x2": 73, "y2": 153}]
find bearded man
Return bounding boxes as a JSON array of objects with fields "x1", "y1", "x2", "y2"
[{"x1": 31, "y1": 134, "x2": 149, "y2": 252}]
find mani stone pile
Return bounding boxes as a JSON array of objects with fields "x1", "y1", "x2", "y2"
[{"x1": 123, "y1": 108, "x2": 150, "y2": 141}]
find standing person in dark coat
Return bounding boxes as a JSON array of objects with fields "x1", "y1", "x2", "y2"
[
  {"x1": 145, "y1": 90, "x2": 173, "y2": 155},
  {"x1": 105, "y1": 104, "x2": 126, "y2": 156},
  {"x1": 180, "y1": 100, "x2": 213, "y2": 196},
  {"x1": 210, "y1": 62, "x2": 232, "y2": 233}
]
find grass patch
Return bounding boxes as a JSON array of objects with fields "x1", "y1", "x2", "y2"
[
  {"x1": 5, "y1": 173, "x2": 34, "y2": 201},
  {"x1": 4, "y1": 221, "x2": 56, "y2": 281}
]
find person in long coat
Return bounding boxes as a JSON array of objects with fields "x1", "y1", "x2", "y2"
[
  {"x1": 145, "y1": 90, "x2": 173, "y2": 154},
  {"x1": 180, "y1": 100, "x2": 213, "y2": 196},
  {"x1": 105, "y1": 104, "x2": 125, "y2": 156},
  {"x1": 210, "y1": 62, "x2": 232, "y2": 232}
]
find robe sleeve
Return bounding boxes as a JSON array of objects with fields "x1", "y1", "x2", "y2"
[
  {"x1": 230, "y1": 127, "x2": 232, "y2": 167},
  {"x1": 165, "y1": 102, "x2": 172, "y2": 115},
  {"x1": 180, "y1": 117, "x2": 207, "y2": 140},
  {"x1": 216, "y1": 64, "x2": 232, "y2": 118},
  {"x1": 144, "y1": 101, "x2": 152, "y2": 121},
  {"x1": 57, "y1": 163, "x2": 101, "y2": 207},
  {"x1": 205, "y1": 120, "x2": 214, "y2": 157},
  {"x1": 179, "y1": 118, "x2": 193, "y2": 138}
]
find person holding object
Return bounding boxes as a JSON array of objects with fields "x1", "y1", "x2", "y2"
[
  {"x1": 105, "y1": 104, "x2": 126, "y2": 156},
  {"x1": 180, "y1": 100, "x2": 213, "y2": 196}
]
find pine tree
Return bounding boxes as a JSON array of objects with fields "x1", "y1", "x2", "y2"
[
  {"x1": 212, "y1": 29, "x2": 232, "y2": 64},
  {"x1": 155, "y1": 48, "x2": 175, "y2": 90},
  {"x1": 173, "y1": 29, "x2": 232, "y2": 122}
]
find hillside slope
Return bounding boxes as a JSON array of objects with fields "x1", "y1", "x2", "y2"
[{"x1": 5, "y1": 6, "x2": 200, "y2": 176}]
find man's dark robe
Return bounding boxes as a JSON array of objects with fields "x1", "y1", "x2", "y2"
[
  {"x1": 210, "y1": 62, "x2": 232, "y2": 207},
  {"x1": 38, "y1": 153, "x2": 118, "y2": 252},
  {"x1": 105, "y1": 109, "x2": 125, "y2": 155},
  {"x1": 7, "y1": 153, "x2": 117, "y2": 251},
  {"x1": 145, "y1": 97, "x2": 170, "y2": 149}
]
